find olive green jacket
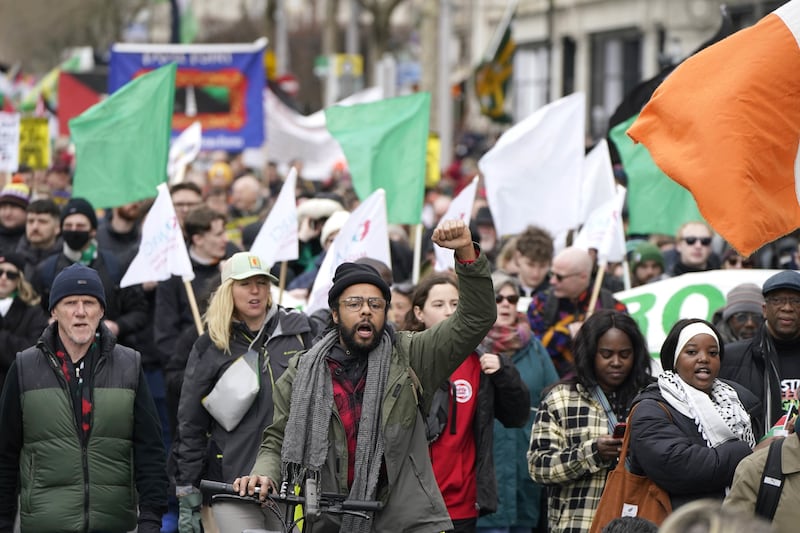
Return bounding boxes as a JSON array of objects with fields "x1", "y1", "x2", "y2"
[{"x1": 252, "y1": 251, "x2": 495, "y2": 533}]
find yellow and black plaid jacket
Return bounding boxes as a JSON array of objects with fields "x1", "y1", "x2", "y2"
[{"x1": 528, "y1": 382, "x2": 616, "y2": 533}]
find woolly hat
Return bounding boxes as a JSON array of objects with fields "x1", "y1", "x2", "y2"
[
  {"x1": 328, "y1": 262, "x2": 391, "y2": 308},
  {"x1": 0, "y1": 252, "x2": 25, "y2": 273},
  {"x1": 0, "y1": 182, "x2": 30, "y2": 210},
  {"x1": 475, "y1": 207, "x2": 494, "y2": 227},
  {"x1": 763, "y1": 270, "x2": 800, "y2": 295},
  {"x1": 49, "y1": 263, "x2": 106, "y2": 312},
  {"x1": 320, "y1": 210, "x2": 350, "y2": 245},
  {"x1": 722, "y1": 283, "x2": 764, "y2": 321},
  {"x1": 61, "y1": 197, "x2": 98, "y2": 229},
  {"x1": 631, "y1": 242, "x2": 664, "y2": 271}
]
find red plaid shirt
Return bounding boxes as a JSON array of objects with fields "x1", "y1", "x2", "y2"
[{"x1": 328, "y1": 358, "x2": 365, "y2": 487}]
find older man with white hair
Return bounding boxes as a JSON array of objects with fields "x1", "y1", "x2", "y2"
[{"x1": 526, "y1": 247, "x2": 628, "y2": 377}]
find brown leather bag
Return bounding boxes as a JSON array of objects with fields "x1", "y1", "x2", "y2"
[{"x1": 589, "y1": 402, "x2": 673, "y2": 532}]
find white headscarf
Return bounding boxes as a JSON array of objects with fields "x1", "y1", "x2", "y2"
[{"x1": 658, "y1": 322, "x2": 755, "y2": 448}]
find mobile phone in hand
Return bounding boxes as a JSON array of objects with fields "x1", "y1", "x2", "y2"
[{"x1": 612, "y1": 422, "x2": 627, "y2": 438}]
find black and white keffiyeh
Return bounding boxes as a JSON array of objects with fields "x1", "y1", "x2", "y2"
[{"x1": 658, "y1": 371, "x2": 755, "y2": 448}]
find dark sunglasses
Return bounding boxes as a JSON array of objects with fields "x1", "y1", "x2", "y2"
[
  {"x1": 495, "y1": 294, "x2": 520, "y2": 304},
  {"x1": 0, "y1": 269, "x2": 19, "y2": 280},
  {"x1": 549, "y1": 271, "x2": 580, "y2": 282},
  {"x1": 683, "y1": 236, "x2": 712, "y2": 246}
]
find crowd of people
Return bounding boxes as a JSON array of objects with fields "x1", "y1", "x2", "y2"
[{"x1": 0, "y1": 148, "x2": 799, "y2": 533}]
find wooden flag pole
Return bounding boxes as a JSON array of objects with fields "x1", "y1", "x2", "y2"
[
  {"x1": 412, "y1": 223, "x2": 423, "y2": 284},
  {"x1": 586, "y1": 262, "x2": 606, "y2": 319},
  {"x1": 278, "y1": 261, "x2": 288, "y2": 306},
  {"x1": 183, "y1": 280, "x2": 203, "y2": 335}
]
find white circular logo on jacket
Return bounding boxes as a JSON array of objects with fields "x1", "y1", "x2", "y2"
[{"x1": 453, "y1": 379, "x2": 473, "y2": 403}]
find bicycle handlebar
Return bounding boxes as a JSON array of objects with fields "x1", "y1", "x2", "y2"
[{"x1": 199, "y1": 479, "x2": 384, "y2": 513}]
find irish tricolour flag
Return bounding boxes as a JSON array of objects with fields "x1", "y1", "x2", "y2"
[{"x1": 628, "y1": 0, "x2": 800, "y2": 257}]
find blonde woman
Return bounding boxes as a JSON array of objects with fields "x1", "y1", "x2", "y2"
[
  {"x1": 173, "y1": 252, "x2": 312, "y2": 533},
  {"x1": 0, "y1": 252, "x2": 48, "y2": 392}
]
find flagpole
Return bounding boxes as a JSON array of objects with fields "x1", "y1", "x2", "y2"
[
  {"x1": 278, "y1": 261, "x2": 288, "y2": 306},
  {"x1": 586, "y1": 261, "x2": 606, "y2": 319},
  {"x1": 412, "y1": 223, "x2": 423, "y2": 284},
  {"x1": 183, "y1": 280, "x2": 204, "y2": 335}
]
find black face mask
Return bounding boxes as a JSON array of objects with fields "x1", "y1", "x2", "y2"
[{"x1": 62, "y1": 230, "x2": 91, "y2": 251}]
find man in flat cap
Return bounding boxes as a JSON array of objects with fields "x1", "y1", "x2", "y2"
[
  {"x1": 0, "y1": 263, "x2": 168, "y2": 532},
  {"x1": 234, "y1": 220, "x2": 495, "y2": 533},
  {"x1": 720, "y1": 270, "x2": 800, "y2": 434}
]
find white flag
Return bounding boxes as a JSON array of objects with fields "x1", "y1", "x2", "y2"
[
  {"x1": 0, "y1": 112, "x2": 20, "y2": 173},
  {"x1": 168, "y1": 121, "x2": 202, "y2": 183},
  {"x1": 480, "y1": 93, "x2": 585, "y2": 238},
  {"x1": 121, "y1": 183, "x2": 195, "y2": 287},
  {"x1": 243, "y1": 87, "x2": 384, "y2": 180},
  {"x1": 249, "y1": 168, "x2": 298, "y2": 266},
  {"x1": 305, "y1": 189, "x2": 390, "y2": 314},
  {"x1": 434, "y1": 177, "x2": 479, "y2": 271},
  {"x1": 574, "y1": 185, "x2": 627, "y2": 263},
  {"x1": 579, "y1": 139, "x2": 617, "y2": 224}
]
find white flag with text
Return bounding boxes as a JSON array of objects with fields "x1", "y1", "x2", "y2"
[
  {"x1": 121, "y1": 183, "x2": 195, "y2": 287},
  {"x1": 305, "y1": 189, "x2": 390, "y2": 314}
]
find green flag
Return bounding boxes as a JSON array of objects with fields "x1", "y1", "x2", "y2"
[
  {"x1": 70, "y1": 63, "x2": 176, "y2": 208},
  {"x1": 326, "y1": 92, "x2": 430, "y2": 225},
  {"x1": 609, "y1": 115, "x2": 702, "y2": 236}
]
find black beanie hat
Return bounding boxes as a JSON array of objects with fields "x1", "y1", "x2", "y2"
[
  {"x1": 49, "y1": 263, "x2": 106, "y2": 312},
  {"x1": 61, "y1": 197, "x2": 98, "y2": 229},
  {"x1": 0, "y1": 252, "x2": 26, "y2": 273},
  {"x1": 328, "y1": 262, "x2": 392, "y2": 308}
]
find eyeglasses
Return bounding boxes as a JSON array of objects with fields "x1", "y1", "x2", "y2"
[
  {"x1": 549, "y1": 271, "x2": 580, "y2": 282},
  {"x1": 682, "y1": 236, "x2": 712, "y2": 246},
  {"x1": 339, "y1": 296, "x2": 387, "y2": 312},
  {"x1": 0, "y1": 269, "x2": 19, "y2": 280},
  {"x1": 495, "y1": 294, "x2": 520, "y2": 305},
  {"x1": 730, "y1": 312, "x2": 763, "y2": 325},
  {"x1": 765, "y1": 296, "x2": 800, "y2": 308}
]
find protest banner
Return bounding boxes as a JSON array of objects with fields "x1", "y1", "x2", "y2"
[
  {"x1": 18, "y1": 117, "x2": 49, "y2": 170},
  {"x1": 0, "y1": 112, "x2": 20, "y2": 173},
  {"x1": 613, "y1": 269, "x2": 778, "y2": 355},
  {"x1": 243, "y1": 87, "x2": 383, "y2": 181},
  {"x1": 109, "y1": 39, "x2": 266, "y2": 151}
]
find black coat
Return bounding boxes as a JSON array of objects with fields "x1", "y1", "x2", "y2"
[
  {"x1": 720, "y1": 324, "x2": 784, "y2": 431},
  {"x1": 0, "y1": 298, "x2": 49, "y2": 393},
  {"x1": 627, "y1": 381, "x2": 759, "y2": 510}
]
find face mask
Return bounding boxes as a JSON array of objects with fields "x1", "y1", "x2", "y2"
[{"x1": 62, "y1": 230, "x2": 91, "y2": 250}]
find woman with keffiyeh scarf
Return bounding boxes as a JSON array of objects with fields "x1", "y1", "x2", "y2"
[{"x1": 628, "y1": 318, "x2": 768, "y2": 511}]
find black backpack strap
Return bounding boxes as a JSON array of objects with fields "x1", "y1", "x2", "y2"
[{"x1": 754, "y1": 437, "x2": 785, "y2": 521}]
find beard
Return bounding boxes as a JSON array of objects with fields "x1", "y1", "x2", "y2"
[{"x1": 339, "y1": 320, "x2": 385, "y2": 357}]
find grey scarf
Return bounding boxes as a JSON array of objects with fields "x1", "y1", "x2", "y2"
[{"x1": 281, "y1": 328, "x2": 392, "y2": 532}]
